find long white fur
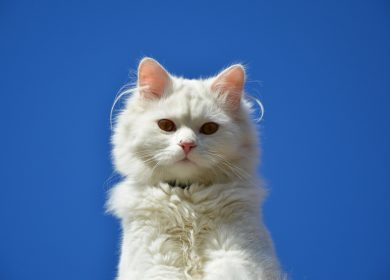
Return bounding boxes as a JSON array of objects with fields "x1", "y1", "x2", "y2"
[{"x1": 107, "y1": 59, "x2": 284, "y2": 280}]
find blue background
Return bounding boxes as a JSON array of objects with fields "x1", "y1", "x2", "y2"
[{"x1": 1, "y1": 0, "x2": 389, "y2": 279}]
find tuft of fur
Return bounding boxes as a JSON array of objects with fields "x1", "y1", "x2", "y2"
[{"x1": 107, "y1": 58, "x2": 284, "y2": 280}]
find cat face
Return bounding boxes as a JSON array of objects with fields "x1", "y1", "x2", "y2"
[{"x1": 113, "y1": 58, "x2": 257, "y2": 185}]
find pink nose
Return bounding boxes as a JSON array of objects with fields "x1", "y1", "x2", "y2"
[{"x1": 179, "y1": 141, "x2": 197, "y2": 154}]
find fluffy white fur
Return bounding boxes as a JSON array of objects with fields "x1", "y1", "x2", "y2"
[{"x1": 107, "y1": 58, "x2": 283, "y2": 280}]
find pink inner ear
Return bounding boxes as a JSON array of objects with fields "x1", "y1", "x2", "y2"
[
  {"x1": 211, "y1": 65, "x2": 245, "y2": 110},
  {"x1": 138, "y1": 58, "x2": 170, "y2": 99}
]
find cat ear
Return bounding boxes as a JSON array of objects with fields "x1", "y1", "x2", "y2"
[
  {"x1": 137, "y1": 58, "x2": 171, "y2": 99},
  {"x1": 211, "y1": 64, "x2": 245, "y2": 110}
]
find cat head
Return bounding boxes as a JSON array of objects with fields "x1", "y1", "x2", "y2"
[{"x1": 112, "y1": 58, "x2": 259, "y2": 186}]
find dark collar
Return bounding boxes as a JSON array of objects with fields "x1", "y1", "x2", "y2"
[{"x1": 166, "y1": 180, "x2": 191, "y2": 189}]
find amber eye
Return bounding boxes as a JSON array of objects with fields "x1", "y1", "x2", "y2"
[
  {"x1": 157, "y1": 119, "x2": 176, "y2": 132},
  {"x1": 200, "y1": 122, "x2": 219, "y2": 135}
]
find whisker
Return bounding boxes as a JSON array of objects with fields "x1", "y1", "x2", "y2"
[{"x1": 206, "y1": 150, "x2": 251, "y2": 181}]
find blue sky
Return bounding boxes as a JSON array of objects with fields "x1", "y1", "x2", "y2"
[{"x1": 0, "y1": 0, "x2": 389, "y2": 279}]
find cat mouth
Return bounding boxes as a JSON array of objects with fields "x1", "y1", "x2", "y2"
[{"x1": 177, "y1": 157, "x2": 196, "y2": 165}]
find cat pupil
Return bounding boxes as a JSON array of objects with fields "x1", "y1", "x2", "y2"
[
  {"x1": 157, "y1": 119, "x2": 176, "y2": 132},
  {"x1": 200, "y1": 122, "x2": 219, "y2": 135}
]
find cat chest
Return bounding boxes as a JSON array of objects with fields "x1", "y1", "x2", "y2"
[{"x1": 132, "y1": 197, "x2": 216, "y2": 277}]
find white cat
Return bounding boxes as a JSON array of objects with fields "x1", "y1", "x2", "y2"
[{"x1": 107, "y1": 58, "x2": 284, "y2": 280}]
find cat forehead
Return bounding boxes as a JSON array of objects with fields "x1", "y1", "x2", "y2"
[
  {"x1": 154, "y1": 78, "x2": 223, "y2": 120},
  {"x1": 171, "y1": 77, "x2": 211, "y2": 96}
]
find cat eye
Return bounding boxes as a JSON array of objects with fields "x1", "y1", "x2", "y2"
[
  {"x1": 200, "y1": 122, "x2": 219, "y2": 135},
  {"x1": 157, "y1": 119, "x2": 176, "y2": 132}
]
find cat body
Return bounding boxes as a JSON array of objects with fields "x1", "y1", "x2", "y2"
[{"x1": 108, "y1": 58, "x2": 283, "y2": 280}]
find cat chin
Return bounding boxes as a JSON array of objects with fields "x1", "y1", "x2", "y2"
[
  {"x1": 169, "y1": 162, "x2": 200, "y2": 176},
  {"x1": 152, "y1": 162, "x2": 213, "y2": 184}
]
